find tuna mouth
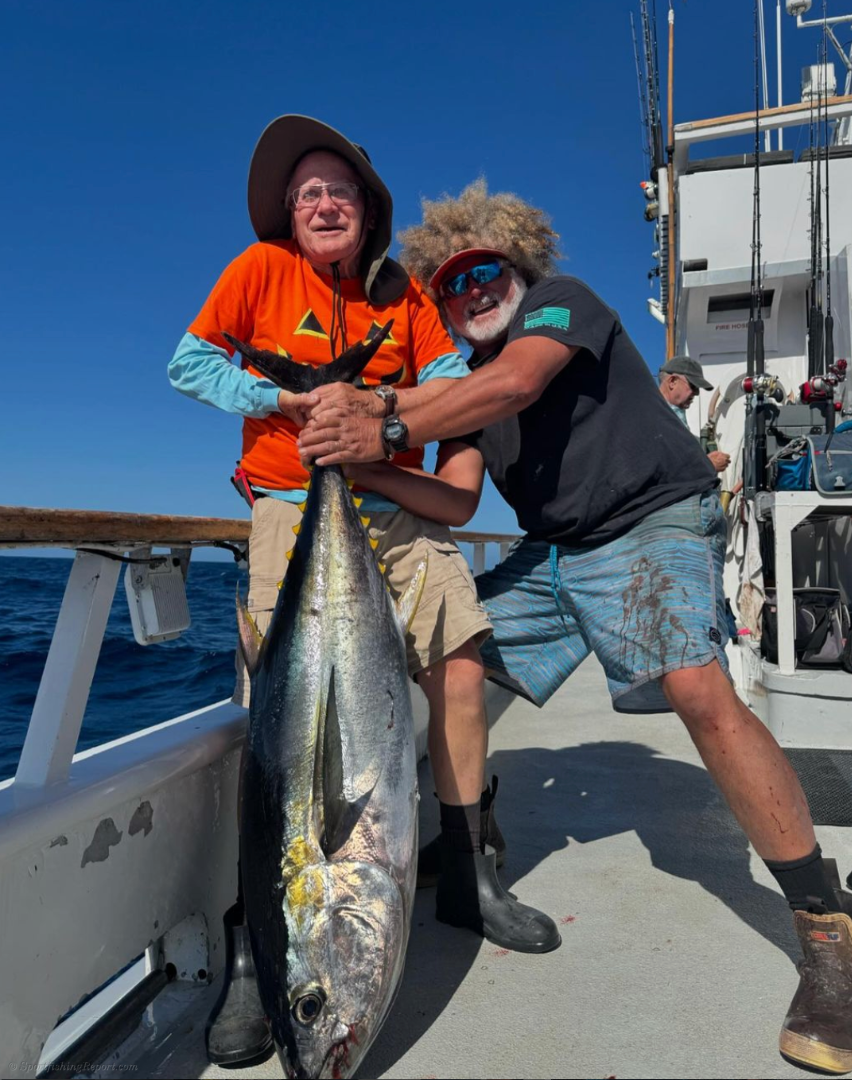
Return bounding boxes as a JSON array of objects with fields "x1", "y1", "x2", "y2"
[{"x1": 322, "y1": 1038, "x2": 353, "y2": 1079}]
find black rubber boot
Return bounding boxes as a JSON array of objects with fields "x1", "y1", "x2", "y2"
[
  {"x1": 435, "y1": 841, "x2": 562, "y2": 954},
  {"x1": 417, "y1": 776, "x2": 506, "y2": 889},
  {"x1": 205, "y1": 902, "x2": 273, "y2": 1067}
]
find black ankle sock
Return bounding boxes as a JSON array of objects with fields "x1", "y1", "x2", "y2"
[
  {"x1": 439, "y1": 800, "x2": 481, "y2": 853},
  {"x1": 765, "y1": 844, "x2": 842, "y2": 913}
]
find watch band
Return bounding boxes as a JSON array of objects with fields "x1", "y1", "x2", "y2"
[{"x1": 373, "y1": 385, "x2": 397, "y2": 418}]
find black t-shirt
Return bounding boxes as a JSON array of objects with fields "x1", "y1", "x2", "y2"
[{"x1": 461, "y1": 276, "x2": 717, "y2": 546}]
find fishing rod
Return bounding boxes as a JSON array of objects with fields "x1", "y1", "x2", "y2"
[
  {"x1": 822, "y1": 3, "x2": 834, "y2": 390},
  {"x1": 634, "y1": 1, "x2": 667, "y2": 317},
  {"x1": 631, "y1": 12, "x2": 655, "y2": 175},
  {"x1": 815, "y1": 30, "x2": 825, "y2": 376},
  {"x1": 646, "y1": 0, "x2": 665, "y2": 171},
  {"x1": 744, "y1": 0, "x2": 767, "y2": 500},
  {"x1": 665, "y1": 0, "x2": 676, "y2": 359},
  {"x1": 806, "y1": 62, "x2": 819, "y2": 378},
  {"x1": 800, "y1": 6, "x2": 847, "y2": 432},
  {"x1": 802, "y1": 3, "x2": 848, "y2": 442}
]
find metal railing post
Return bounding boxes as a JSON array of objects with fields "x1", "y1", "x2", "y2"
[{"x1": 15, "y1": 551, "x2": 120, "y2": 788}]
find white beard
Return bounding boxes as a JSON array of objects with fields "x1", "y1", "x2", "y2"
[{"x1": 457, "y1": 272, "x2": 528, "y2": 348}]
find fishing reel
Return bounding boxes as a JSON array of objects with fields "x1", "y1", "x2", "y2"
[
  {"x1": 800, "y1": 361, "x2": 847, "y2": 404},
  {"x1": 741, "y1": 374, "x2": 784, "y2": 402},
  {"x1": 640, "y1": 180, "x2": 659, "y2": 221}
]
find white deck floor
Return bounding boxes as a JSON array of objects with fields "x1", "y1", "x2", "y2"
[{"x1": 106, "y1": 655, "x2": 852, "y2": 1080}]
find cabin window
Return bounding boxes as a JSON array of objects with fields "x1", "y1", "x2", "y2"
[{"x1": 706, "y1": 290, "x2": 774, "y2": 325}]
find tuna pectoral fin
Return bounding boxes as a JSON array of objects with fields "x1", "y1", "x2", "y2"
[
  {"x1": 319, "y1": 670, "x2": 378, "y2": 856},
  {"x1": 236, "y1": 586, "x2": 263, "y2": 677},
  {"x1": 395, "y1": 558, "x2": 427, "y2": 636}
]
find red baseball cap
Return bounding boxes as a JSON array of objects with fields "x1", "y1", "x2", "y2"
[{"x1": 429, "y1": 247, "x2": 509, "y2": 293}]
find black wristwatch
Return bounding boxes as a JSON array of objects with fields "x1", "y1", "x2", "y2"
[
  {"x1": 373, "y1": 384, "x2": 397, "y2": 417},
  {"x1": 381, "y1": 414, "x2": 410, "y2": 460}
]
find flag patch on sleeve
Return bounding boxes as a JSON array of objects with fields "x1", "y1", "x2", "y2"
[{"x1": 524, "y1": 306, "x2": 571, "y2": 330}]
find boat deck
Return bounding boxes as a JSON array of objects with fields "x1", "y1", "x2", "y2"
[{"x1": 101, "y1": 656, "x2": 852, "y2": 1080}]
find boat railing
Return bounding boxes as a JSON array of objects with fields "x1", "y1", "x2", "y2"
[
  {"x1": 0, "y1": 504, "x2": 519, "y2": 1073},
  {"x1": 672, "y1": 93, "x2": 852, "y2": 173}
]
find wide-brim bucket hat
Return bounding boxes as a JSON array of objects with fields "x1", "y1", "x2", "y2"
[{"x1": 247, "y1": 114, "x2": 408, "y2": 305}]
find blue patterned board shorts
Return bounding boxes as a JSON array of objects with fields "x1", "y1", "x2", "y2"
[{"x1": 476, "y1": 491, "x2": 730, "y2": 714}]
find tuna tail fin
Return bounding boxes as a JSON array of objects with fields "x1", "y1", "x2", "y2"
[
  {"x1": 222, "y1": 320, "x2": 395, "y2": 393},
  {"x1": 394, "y1": 557, "x2": 427, "y2": 636},
  {"x1": 236, "y1": 585, "x2": 263, "y2": 677}
]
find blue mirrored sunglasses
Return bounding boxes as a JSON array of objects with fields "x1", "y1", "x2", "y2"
[{"x1": 441, "y1": 261, "x2": 504, "y2": 299}]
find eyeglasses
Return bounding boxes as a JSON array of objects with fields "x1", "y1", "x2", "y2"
[
  {"x1": 440, "y1": 261, "x2": 504, "y2": 299},
  {"x1": 289, "y1": 181, "x2": 362, "y2": 209}
]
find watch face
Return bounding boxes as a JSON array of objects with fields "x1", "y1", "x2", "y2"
[{"x1": 384, "y1": 417, "x2": 407, "y2": 446}]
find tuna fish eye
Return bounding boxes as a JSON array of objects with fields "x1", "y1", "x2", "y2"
[{"x1": 293, "y1": 990, "x2": 325, "y2": 1026}]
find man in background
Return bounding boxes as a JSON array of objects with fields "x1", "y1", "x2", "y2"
[{"x1": 658, "y1": 355, "x2": 730, "y2": 473}]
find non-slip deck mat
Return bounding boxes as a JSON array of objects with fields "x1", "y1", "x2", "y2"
[{"x1": 786, "y1": 748, "x2": 852, "y2": 827}]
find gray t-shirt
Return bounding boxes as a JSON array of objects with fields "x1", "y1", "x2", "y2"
[{"x1": 461, "y1": 276, "x2": 717, "y2": 546}]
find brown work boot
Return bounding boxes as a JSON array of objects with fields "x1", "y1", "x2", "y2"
[
  {"x1": 417, "y1": 776, "x2": 506, "y2": 889},
  {"x1": 779, "y1": 907, "x2": 852, "y2": 1074}
]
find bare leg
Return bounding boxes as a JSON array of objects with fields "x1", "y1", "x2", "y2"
[
  {"x1": 416, "y1": 638, "x2": 487, "y2": 805},
  {"x1": 661, "y1": 659, "x2": 815, "y2": 861}
]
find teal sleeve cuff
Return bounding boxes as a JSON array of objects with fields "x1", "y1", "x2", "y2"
[{"x1": 417, "y1": 351, "x2": 470, "y2": 384}]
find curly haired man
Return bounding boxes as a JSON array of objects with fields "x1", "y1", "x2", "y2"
[{"x1": 298, "y1": 179, "x2": 852, "y2": 1076}]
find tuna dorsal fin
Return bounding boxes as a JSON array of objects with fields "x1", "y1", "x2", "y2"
[
  {"x1": 395, "y1": 557, "x2": 427, "y2": 636},
  {"x1": 235, "y1": 585, "x2": 263, "y2": 677},
  {"x1": 319, "y1": 670, "x2": 376, "y2": 856},
  {"x1": 222, "y1": 320, "x2": 394, "y2": 393}
]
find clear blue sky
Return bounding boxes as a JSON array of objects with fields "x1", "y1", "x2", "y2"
[{"x1": 2, "y1": 0, "x2": 841, "y2": 553}]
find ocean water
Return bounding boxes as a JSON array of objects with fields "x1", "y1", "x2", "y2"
[{"x1": 0, "y1": 555, "x2": 248, "y2": 782}]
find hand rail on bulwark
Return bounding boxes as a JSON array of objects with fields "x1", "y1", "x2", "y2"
[
  {"x1": 0, "y1": 505, "x2": 252, "y2": 548},
  {"x1": 0, "y1": 506, "x2": 520, "y2": 552},
  {"x1": 0, "y1": 506, "x2": 519, "y2": 787}
]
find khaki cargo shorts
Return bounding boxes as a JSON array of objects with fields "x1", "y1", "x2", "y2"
[{"x1": 233, "y1": 496, "x2": 492, "y2": 706}]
